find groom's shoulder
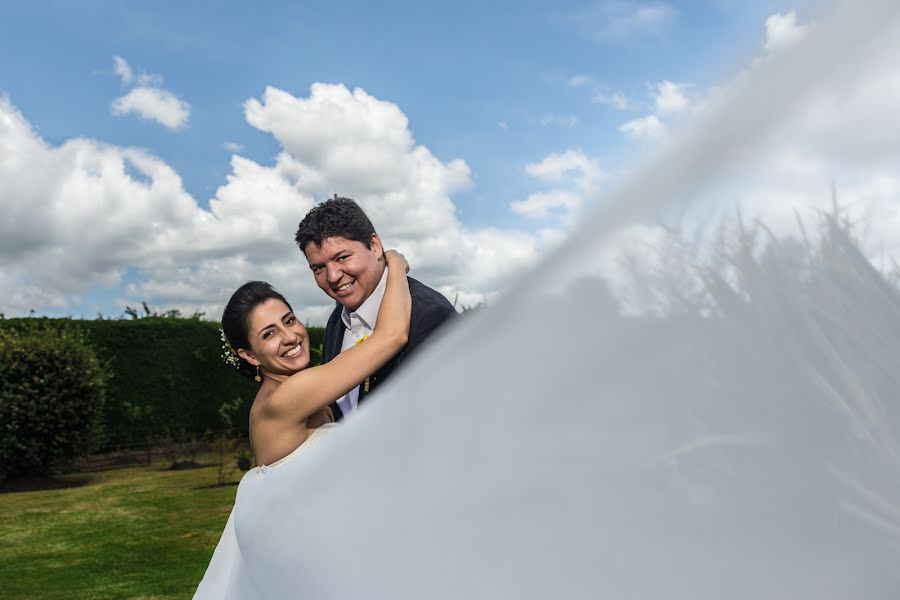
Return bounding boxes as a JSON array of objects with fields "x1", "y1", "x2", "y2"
[
  {"x1": 407, "y1": 276, "x2": 455, "y2": 312},
  {"x1": 407, "y1": 276, "x2": 457, "y2": 341}
]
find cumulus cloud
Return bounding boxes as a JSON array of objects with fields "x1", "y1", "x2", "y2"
[
  {"x1": 525, "y1": 149, "x2": 602, "y2": 182},
  {"x1": 110, "y1": 56, "x2": 190, "y2": 131},
  {"x1": 764, "y1": 11, "x2": 809, "y2": 53},
  {"x1": 510, "y1": 190, "x2": 582, "y2": 220},
  {"x1": 616, "y1": 80, "x2": 691, "y2": 140},
  {"x1": 619, "y1": 114, "x2": 666, "y2": 139},
  {"x1": 1, "y1": 84, "x2": 551, "y2": 319},
  {"x1": 112, "y1": 87, "x2": 190, "y2": 130},
  {"x1": 0, "y1": 95, "x2": 204, "y2": 314},
  {"x1": 653, "y1": 80, "x2": 690, "y2": 115},
  {"x1": 512, "y1": 150, "x2": 608, "y2": 226}
]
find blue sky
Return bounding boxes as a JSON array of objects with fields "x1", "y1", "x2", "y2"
[{"x1": 0, "y1": 0, "x2": 826, "y2": 322}]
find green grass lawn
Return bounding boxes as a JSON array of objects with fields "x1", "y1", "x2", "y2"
[{"x1": 0, "y1": 458, "x2": 237, "y2": 600}]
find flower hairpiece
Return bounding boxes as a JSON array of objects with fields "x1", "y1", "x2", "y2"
[{"x1": 220, "y1": 329, "x2": 240, "y2": 369}]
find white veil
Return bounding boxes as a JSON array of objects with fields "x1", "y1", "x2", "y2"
[{"x1": 202, "y1": 1, "x2": 900, "y2": 597}]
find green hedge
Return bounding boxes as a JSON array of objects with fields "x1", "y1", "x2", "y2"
[
  {"x1": 0, "y1": 325, "x2": 105, "y2": 479},
  {"x1": 0, "y1": 318, "x2": 325, "y2": 451}
]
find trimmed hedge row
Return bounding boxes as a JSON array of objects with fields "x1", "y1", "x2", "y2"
[{"x1": 0, "y1": 317, "x2": 325, "y2": 452}]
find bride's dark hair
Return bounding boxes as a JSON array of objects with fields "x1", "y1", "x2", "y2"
[{"x1": 221, "y1": 281, "x2": 293, "y2": 380}]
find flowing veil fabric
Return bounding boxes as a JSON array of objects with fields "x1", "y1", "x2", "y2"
[{"x1": 198, "y1": 1, "x2": 900, "y2": 597}]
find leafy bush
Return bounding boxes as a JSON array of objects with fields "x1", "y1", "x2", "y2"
[
  {"x1": 236, "y1": 449, "x2": 253, "y2": 471},
  {"x1": 0, "y1": 325, "x2": 105, "y2": 480}
]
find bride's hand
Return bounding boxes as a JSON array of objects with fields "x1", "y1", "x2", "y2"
[{"x1": 384, "y1": 249, "x2": 410, "y2": 274}]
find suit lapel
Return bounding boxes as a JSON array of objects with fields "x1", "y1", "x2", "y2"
[
  {"x1": 323, "y1": 305, "x2": 344, "y2": 363},
  {"x1": 324, "y1": 304, "x2": 351, "y2": 421}
]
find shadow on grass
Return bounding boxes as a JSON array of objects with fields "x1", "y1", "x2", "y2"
[
  {"x1": 167, "y1": 461, "x2": 212, "y2": 471},
  {"x1": 195, "y1": 481, "x2": 240, "y2": 490},
  {"x1": 0, "y1": 475, "x2": 91, "y2": 494}
]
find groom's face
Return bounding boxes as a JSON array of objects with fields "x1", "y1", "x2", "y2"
[{"x1": 304, "y1": 234, "x2": 385, "y2": 311}]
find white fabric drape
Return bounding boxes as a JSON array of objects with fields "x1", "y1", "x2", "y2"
[{"x1": 197, "y1": 1, "x2": 900, "y2": 597}]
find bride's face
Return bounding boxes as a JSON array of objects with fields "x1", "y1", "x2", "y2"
[{"x1": 240, "y1": 299, "x2": 310, "y2": 376}]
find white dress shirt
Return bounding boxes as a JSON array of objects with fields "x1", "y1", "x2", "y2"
[{"x1": 335, "y1": 267, "x2": 389, "y2": 417}]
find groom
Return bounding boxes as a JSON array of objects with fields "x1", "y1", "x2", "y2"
[{"x1": 295, "y1": 196, "x2": 457, "y2": 420}]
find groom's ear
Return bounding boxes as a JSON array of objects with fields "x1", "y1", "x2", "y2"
[
  {"x1": 370, "y1": 233, "x2": 384, "y2": 257},
  {"x1": 238, "y1": 348, "x2": 260, "y2": 367}
]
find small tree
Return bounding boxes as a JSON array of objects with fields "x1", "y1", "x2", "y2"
[
  {"x1": 0, "y1": 325, "x2": 105, "y2": 481},
  {"x1": 212, "y1": 396, "x2": 244, "y2": 484}
]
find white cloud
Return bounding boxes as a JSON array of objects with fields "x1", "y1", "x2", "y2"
[
  {"x1": 613, "y1": 79, "x2": 692, "y2": 141},
  {"x1": 653, "y1": 80, "x2": 690, "y2": 115},
  {"x1": 112, "y1": 56, "x2": 165, "y2": 87},
  {"x1": 1, "y1": 84, "x2": 553, "y2": 320},
  {"x1": 619, "y1": 114, "x2": 666, "y2": 139},
  {"x1": 0, "y1": 95, "x2": 203, "y2": 314},
  {"x1": 540, "y1": 113, "x2": 579, "y2": 127},
  {"x1": 764, "y1": 11, "x2": 809, "y2": 53},
  {"x1": 513, "y1": 150, "x2": 608, "y2": 225},
  {"x1": 577, "y1": 1, "x2": 676, "y2": 43},
  {"x1": 510, "y1": 190, "x2": 582, "y2": 220},
  {"x1": 592, "y1": 89, "x2": 633, "y2": 110},
  {"x1": 112, "y1": 87, "x2": 190, "y2": 130},
  {"x1": 112, "y1": 55, "x2": 132, "y2": 85},
  {"x1": 615, "y1": 80, "x2": 690, "y2": 141},
  {"x1": 109, "y1": 56, "x2": 188, "y2": 132},
  {"x1": 525, "y1": 149, "x2": 602, "y2": 182},
  {"x1": 497, "y1": 121, "x2": 509, "y2": 130},
  {"x1": 223, "y1": 141, "x2": 244, "y2": 152}
]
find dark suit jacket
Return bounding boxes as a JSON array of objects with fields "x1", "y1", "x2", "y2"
[{"x1": 323, "y1": 276, "x2": 457, "y2": 420}]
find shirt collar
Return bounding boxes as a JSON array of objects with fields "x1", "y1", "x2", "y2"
[{"x1": 340, "y1": 266, "x2": 389, "y2": 330}]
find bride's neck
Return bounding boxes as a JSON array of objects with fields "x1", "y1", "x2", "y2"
[{"x1": 262, "y1": 372, "x2": 290, "y2": 385}]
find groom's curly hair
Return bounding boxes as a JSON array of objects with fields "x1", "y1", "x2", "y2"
[{"x1": 295, "y1": 196, "x2": 377, "y2": 255}]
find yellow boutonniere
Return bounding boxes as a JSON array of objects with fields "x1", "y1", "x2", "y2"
[{"x1": 354, "y1": 334, "x2": 371, "y2": 393}]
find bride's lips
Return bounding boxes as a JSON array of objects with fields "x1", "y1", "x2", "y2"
[{"x1": 281, "y1": 343, "x2": 304, "y2": 358}]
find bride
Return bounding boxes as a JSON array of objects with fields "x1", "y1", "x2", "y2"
[{"x1": 194, "y1": 249, "x2": 411, "y2": 598}]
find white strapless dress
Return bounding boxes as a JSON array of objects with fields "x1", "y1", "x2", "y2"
[{"x1": 193, "y1": 424, "x2": 337, "y2": 600}]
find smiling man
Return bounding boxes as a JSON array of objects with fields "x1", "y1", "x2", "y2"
[{"x1": 295, "y1": 196, "x2": 457, "y2": 420}]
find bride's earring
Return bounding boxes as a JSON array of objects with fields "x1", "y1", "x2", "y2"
[{"x1": 255, "y1": 365, "x2": 261, "y2": 383}]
